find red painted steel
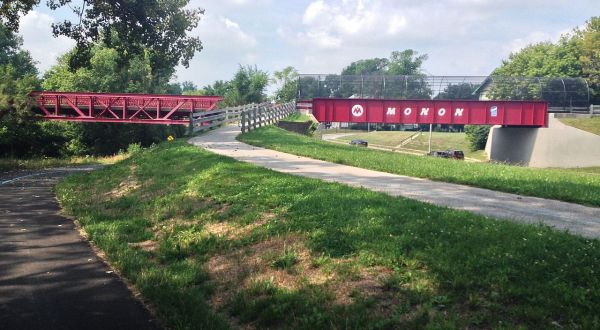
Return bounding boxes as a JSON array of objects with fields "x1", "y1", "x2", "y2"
[
  {"x1": 30, "y1": 91, "x2": 224, "y2": 125},
  {"x1": 310, "y1": 98, "x2": 548, "y2": 127}
]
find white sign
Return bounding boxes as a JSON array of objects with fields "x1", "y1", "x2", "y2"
[
  {"x1": 351, "y1": 104, "x2": 364, "y2": 117},
  {"x1": 490, "y1": 106, "x2": 498, "y2": 117}
]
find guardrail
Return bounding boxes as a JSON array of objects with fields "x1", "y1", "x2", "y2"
[{"x1": 189, "y1": 102, "x2": 296, "y2": 134}]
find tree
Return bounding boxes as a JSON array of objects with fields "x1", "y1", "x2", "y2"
[
  {"x1": 272, "y1": 66, "x2": 298, "y2": 102},
  {"x1": 0, "y1": 23, "x2": 40, "y2": 157},
  {"x1": 490, "y1": 17, "x2": 599, "y2": 104},
  {"x1": 464, "y1": 125, "x2": 491, "y2": 151},
  {"x1": 0, "y1": 0, "x2": 39, "y2": 31},
  {"x1": 341, "y1": 58, "x2": 388, "y2": 75},
  {"x1": 336, "y1": 49, "x2": 432, "y2": 99},
  {"x1": 223, "y1": 65, "x2": 269, "y2": 106},
  {"x1": 436, "y1": 83, "x2": 479, "y2": 100},
  {"x1": 578, "y1": 17, "x2": 600, "y2": 103},
  {"x1": 387, "y1": 49, "x2": 428, "y2": 76},
  {"x1": 41, "y1": 42, "x2": 184, "y2": 156},
  {"x1": 47, "y1": 0, "x2": 203, "y2": 90}
]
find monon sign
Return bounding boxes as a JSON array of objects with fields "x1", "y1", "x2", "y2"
[{"x1": 311, "y1": 98, "x2": 548, "y2": 127}]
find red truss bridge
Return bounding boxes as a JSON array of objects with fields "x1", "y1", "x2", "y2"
[{"x1": 30, "y1": 91, "x2": 224, "y2": 125}]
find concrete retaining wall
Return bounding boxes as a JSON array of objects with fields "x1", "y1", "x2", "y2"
[
  {"x1": 277, "y1": 121, "x2": 314, "y2": 135},
  {"x1": 485, "y1": 116, "x2": 600, "y2": 167}
]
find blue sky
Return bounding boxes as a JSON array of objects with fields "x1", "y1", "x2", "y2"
[{"x1": 17, "y1": 0, "x2": 599, "y2": 90}]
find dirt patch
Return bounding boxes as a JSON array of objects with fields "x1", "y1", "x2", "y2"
[
  {"x1": 127, "y1": 240, "x2": 159, "y2": 252},
  {"x1": 206, "y1": 234, "x2": 395, "y2": 316},
  {"x1": 106, "y1": 165, "x2": 139, "y2": 198},
  {"x1": 204, "y1": 212, "x2": 273, "y2": 240}
]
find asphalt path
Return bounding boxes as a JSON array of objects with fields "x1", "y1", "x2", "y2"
[
  {"x1": 0, "y1": 167, "x2": 160, "y2": 330},
  {"x1": 190, "y1": 125, "x2": 600, "y2": 239}
]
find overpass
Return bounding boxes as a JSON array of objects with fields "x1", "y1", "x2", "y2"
[{"x1": 30, "y1": 91, "x2": 223, "y2": 125}]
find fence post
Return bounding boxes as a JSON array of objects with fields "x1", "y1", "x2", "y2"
[
  {"x1": 241, "y1": 111, "x2": 247, "y2": 133},
  {"x1": 188, "y1": 112, "x2": 194, "y2": 135},
  {"x1": 253, "y1": 107, "x2": 258, "y2": 130}
]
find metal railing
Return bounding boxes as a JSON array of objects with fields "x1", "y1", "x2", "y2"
[{"x1": 297, "y1": 75, "x2": 591, "y2": 109}]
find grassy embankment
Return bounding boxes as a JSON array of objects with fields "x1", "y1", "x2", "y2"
[
  {"x1": 560, "y1": 116, "x2": 600, "y2": 136},
  {"x1": 56, "y1": 141, "x2": 600, "y2": 329},
  {"x1": 333, "y1": 131, "x2": 487, "y2": 160},
  {"x1": 238, "y1": 126, "x2": 600, "y2": 207},
  {"x1": 281, "y1": 112, "x2": 315, "y2": 122},
  {"x1": 0, "y1": 155, "x2": 127, "y2": 173}
]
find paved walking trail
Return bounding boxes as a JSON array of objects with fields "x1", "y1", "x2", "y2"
[
  {"x1": 189, "y1": 125, "x2": 600, "y2": 239},
  {"x1": 0, "y1": 167, "x2": 159, "y2": 330}
]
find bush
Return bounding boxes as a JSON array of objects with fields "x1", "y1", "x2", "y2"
[{"x1": 464, "y1": 125, "x2": 491, "y2": 151}]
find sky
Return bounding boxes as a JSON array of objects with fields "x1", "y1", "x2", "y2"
[{"x1": 17, "y1": 0, "x2": 600, "y2": 91}]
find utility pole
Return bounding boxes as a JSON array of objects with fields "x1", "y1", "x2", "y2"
[{"x1": 428, "y1": 124, "x2": 433, "y2": 154}]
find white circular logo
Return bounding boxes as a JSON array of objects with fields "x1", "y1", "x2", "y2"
[{"x1": 351, "y1": 104, "x2": 364, "y2": 117}]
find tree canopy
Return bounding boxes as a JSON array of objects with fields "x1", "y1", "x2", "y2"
[
  {"x1": 493, "y1": 16, "x2": 599, "y2": 103},
  {"x1": 0, "y1": 0, "x2": 39, "y2": 31},
  {"x1": 46, "y1": 0, "x2": 203, "y2": 90}
]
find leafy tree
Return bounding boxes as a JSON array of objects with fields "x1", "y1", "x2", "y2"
[
  {"x1": 464, "y1": 125, "x2": 491, "y2": 151},
  {"x1": 336, "y1": 49, "x2": 432, "y2": 99},
  {"x1": 0, "y1": 0, "x2": 39, "y2": 31},
  {"x1": 41, "y1": 43, "x2": 184, "y2": 156},
  {"x1": 578, "y1": 17, "x2": 600, "y2": 103},
  {"x1": 223, "y1": 65, "x2": 269, "y2": 106},
  {"x1": 436, "y1": 83, "x2": 479, "y2": 100},
  {"x1": 490, "y1": 17, "x2": 599, "y2": 104},
  {"x1": 0, "y1": 23, "x2": 40, "y2": 157},
  {"x1": 47, "y1": 0, "x2": 203, "y2": 90},
  {"x1": 387, "y1": 49, "x2": 428, "y2": 76},
  {"x1": 203, "y1": 80, "x2": 232, "y2": 97},
  {"x1": 341, "y1": 58, "x2": 388, "y2": 75},
  {"x1": 272, "y1": 66, "x2": 298, "y2": 102}
]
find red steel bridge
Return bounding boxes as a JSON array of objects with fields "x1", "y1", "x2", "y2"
[{"x1": 30, "y1": 91, "x2": 223, "y2": 125}]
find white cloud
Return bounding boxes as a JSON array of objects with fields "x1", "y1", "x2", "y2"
[
  {"x1": 19, "y1": 10, "x2": 75, "y2": 73},
  {"x1": 175, "y1": 14, "x2": 258, "y2": 87}
]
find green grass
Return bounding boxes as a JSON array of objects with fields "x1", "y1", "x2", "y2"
[
  {"x1": 560, "y1": 117, "x2": 600, "y2": 136},
  {"x1": 282, "y1": 113, "x2": 314, "y2": 122},
  {"x1": 55, "y1": 140, "x2": 600, "y2": 329},
  {"x1": 238, "y1": 126, "x2": 600, "y2": 207},
  {"x1": 336, "y1": 131, "x2": 487, "y2": 160},
  {"x1": 0, "y1": 155, "x2": 126, "y2": 173}
]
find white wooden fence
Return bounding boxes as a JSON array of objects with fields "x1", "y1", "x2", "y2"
[{"x1": 189, "y1": 102, "x2": 296, "y2": 134}]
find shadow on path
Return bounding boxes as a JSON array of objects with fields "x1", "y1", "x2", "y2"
[{"x1": 0, "y1": 167, "x2": 159, "y2": 330}]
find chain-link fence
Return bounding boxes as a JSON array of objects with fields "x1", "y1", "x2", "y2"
[{"x1": 297, "y1": 75, "x2": 590, "y2": 110}]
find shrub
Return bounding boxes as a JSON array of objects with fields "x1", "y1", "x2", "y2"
[{"x1": 464, "y1": 125, "x2": 491, "y2": 151}]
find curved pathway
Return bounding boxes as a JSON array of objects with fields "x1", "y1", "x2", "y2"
[
  {"x1": 189, "y1": 125, "x2": 600, "y2": 239},
  {"x1": 0, "y1": 167, "x2": 159, "y2": 330}
]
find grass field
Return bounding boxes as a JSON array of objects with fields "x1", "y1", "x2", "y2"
[
  {"x1": 56, "y1": 141, "x2": 600, "y2": 329},
  {"x1": 238, "y1": 126, "x2": 600, "y2": 207},
  {"x1": 0, "y1": 155, "x2": 127, "y2": 173},
  {"x1": 335, "y1": 131, "x2": 487, "y2": 160},
  {"x1": 560, "y1": 116, "x2": 600, "y2": 136}
]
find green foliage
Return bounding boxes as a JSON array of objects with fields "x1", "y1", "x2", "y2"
[
  {"x1": 223, "y1": 65, "x2": 269, "y2": 106},
  {"x1": 0, "y1": 0, "x2": 39, "y2": 31},
  {"x1": 56, "y1": 141, "x2": 600, "y2": 329},
  {"x1": 272, "y1": 66, "x2": 298, "y2": 102},
  {"x1": 37, "y1": 43, "x2": 185, "y2": 157},
  {"x1": 239, "y1": 126, "x2": 600, "y2": 206},
  {"x1": 436, "y1": 83, "x2": 479, "y2": 100},
  {"x1": 464, "y1": 125, "x2": 491, "y2": 151},
  {"x1": 491, "y1": 16, "x2": 599, "y2": 103},
  {"x1": 299, "y1": 49, "x2": 432, "y2": 99},
  {"x1": 47, "y1": 0, "x2": 203, "y2": 89},
  {"x1": 578, "y1": 17, "x2": 600, "y2": 102}
]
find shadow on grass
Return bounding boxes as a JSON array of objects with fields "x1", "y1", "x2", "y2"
[{"x1": 57, "y1": 141, "x2": 600, "y2": 329}]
